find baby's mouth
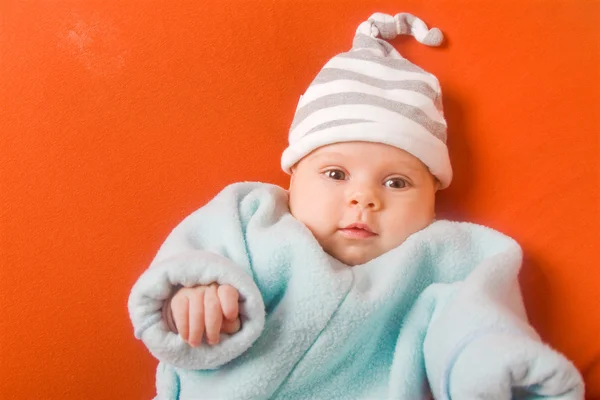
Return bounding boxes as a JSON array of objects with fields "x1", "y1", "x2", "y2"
[{"x1": 339, "y1": 223, "x2": 377, "y2": 239}]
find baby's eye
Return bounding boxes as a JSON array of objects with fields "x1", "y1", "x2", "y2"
[
  {"x1": 384, "y1": 178, "x2": 408, "y2": 189},
  {"x1": 324, "y1": 169, "x2": 346, "y2": 180}
]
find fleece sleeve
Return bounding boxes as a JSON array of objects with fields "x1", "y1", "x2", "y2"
[
  {"x1": 423, "y1": 246, "x2": 585, "y2": 399},
  {"x1": 127, "y1": 183, "x2": 267, "y2": 370}
]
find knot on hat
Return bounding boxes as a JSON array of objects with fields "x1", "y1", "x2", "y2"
[{"x1": 366, "y1": 12, "x2": 443, "y2": 47}]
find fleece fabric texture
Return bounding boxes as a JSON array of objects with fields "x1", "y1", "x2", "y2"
[{"x1": 128, "y1": 182, "x2": 584, "y2": 400}]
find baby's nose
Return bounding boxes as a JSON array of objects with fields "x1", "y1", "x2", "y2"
[{"x1": 348, "y1": 191, "x2": 381, "y2": 211}]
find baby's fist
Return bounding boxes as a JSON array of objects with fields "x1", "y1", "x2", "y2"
[{"x1": 167, "y1": 283, "x2": 241, "y2": 347}]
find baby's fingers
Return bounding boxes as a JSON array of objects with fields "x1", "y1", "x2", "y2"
[
  {"x1": 204, "y1": 284, "x2": 223, "y2": 345},
  {"x1": 217, "y1": 284, "x2": 240, "y2": 321},
  {"x1": 187, "y1": 288, "x2": 206, "y2": 347},
  {"x1": 221, "y1": 317, "x2": 241, "y2": 334},
  {"x1": 171, "y1": 293, "x2": 190, "y2": 342}
]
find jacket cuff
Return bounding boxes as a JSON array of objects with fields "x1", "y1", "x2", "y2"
[
  {"x1": 440, "y1": 331, "x2": 584, "y2": 399},
  {"x1": 128, "y1": 251, "x2": 265, "y2": 369}
]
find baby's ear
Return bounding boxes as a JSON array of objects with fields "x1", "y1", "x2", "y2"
[
  {"x1": 432, "y1": 175, "x2": 441, "y2": 191},
  {"x1": 288, "y1": 167, "x2": 296, "y2": 189}
]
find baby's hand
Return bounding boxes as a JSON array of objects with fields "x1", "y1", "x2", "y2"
[{"x1": 168, "y1": 283, "x2": 241, "y2": 347}]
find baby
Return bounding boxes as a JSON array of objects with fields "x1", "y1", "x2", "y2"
[{"x1": 129, "y1": 12, "x2": 584, "y2": 400}]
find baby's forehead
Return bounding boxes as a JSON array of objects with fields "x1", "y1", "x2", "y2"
[{"x1": 307, "y1": 142, "x2": 423, "y2": 166}]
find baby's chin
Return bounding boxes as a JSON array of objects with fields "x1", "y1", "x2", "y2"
[{"x1": 326, "y1": 245, "x2": 384, "y2": 267}]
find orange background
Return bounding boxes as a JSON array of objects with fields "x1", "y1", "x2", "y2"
[{"x1": 1, "y1": 0, "x2": 598, "y2": 398}]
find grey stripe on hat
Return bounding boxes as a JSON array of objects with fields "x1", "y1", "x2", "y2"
[
  {"x1": 433, "y1": 94, "x2": 443, "y2": 112},
  {"x1": 379, "y1": 40, "x2": 398, "y2": 57},
  {"x1": 291, "y1": 92, "x2": 446, "y2": 142},
  {"x1": 337, "y1": 48, "x2": 428, "y2": 74},
  {"x1": 311, "y1": 68, "x2": 439, "y2": 100},
  {"x1": 304, "y1": 118, "x2": 373, "y2": 136},
  {"x1": 352, "y1": 33, "x2": 385, "y2": 52},
  {"x1": 352, "y1": 34, "x2": 397, "y2": 56}
]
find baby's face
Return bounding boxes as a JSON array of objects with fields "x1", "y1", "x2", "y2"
[{"x1": 288, "y1": 141, "x2": 438, "y2": 266}]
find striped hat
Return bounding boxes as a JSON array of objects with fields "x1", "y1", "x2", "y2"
[{"x1": 281, "y1": 12, "x2": 452, "y2": 189}]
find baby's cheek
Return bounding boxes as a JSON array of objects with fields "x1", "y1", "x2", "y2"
[
  {"x1": 384, "y1": 214, "x2": 421, "y2": 245},
  {"x1": 293, "y1": 200, "x2": 336, "y2": 238},
  {"x1": 309, "y1": 189, "x2": 341, "y2": 219}
]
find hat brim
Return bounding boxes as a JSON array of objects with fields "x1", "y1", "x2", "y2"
[{"x1": 281, "y1": 122, "x2": 452, "y2": 189}]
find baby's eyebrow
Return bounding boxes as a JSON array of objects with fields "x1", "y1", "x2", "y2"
[
  {"x1": 309, "y1": 152, "x2": 347, "y2": 162},
  {"x1": 391, "y1": 164, "x2": 423, "y2": 173},
  {"x1": 310, "y1": 152, "x2": 426, "y2": 174}
]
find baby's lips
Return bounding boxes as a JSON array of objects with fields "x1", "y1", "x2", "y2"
[{"x1": 343, "y1": 222, "x2": 376, "y2": 234}]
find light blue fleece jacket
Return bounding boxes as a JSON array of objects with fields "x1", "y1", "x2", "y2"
[{"x1": 128, "y1": 182, "x2": 584, "y2": 399}]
